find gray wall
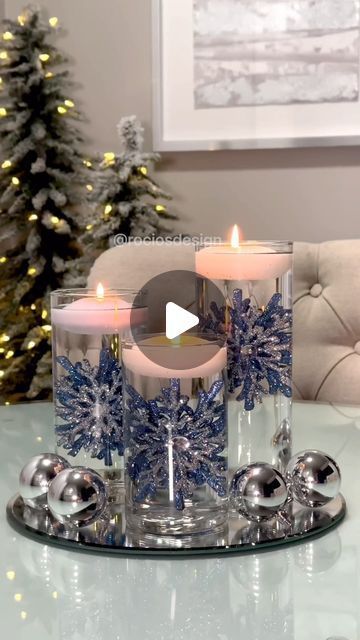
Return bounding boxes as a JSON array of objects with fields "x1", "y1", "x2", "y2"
[{"x1": 5, "y1": 0, "x2": 360, "y2": 241}]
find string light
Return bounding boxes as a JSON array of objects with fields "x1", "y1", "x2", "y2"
[
  {"x1": 86, "y1": 224, "x2": 93, "y2": 231},
  {"x1": 52, "y1": 591, "x2": 58, "y2": 599},
  {"x1": 41, "y1": 310, "x2": 48, "y2": 319},
  {"x1": 0, "y1": 370, "x2": 4, "y2": 378},
  {"x1": 5, "y1": 351, "x2": 14, "y2": 359},
  {"x1": 6, "y1": 570, "x2": 15, "y2": 580},
  {"x1": 155, "y1": 204, "x2": 166, "y2": 213},
  {"x1": 57, "y1": 106, "x2": 67, "y2": 115},
  {"x1": 139, "y1": 166, "x2": 148, "y2": 176},
  {"x1": 3, "y1": 32, "x2": 14, "y2": 41},
  {"x1": 27, "y1": 341, "x2": 36, "y2": 350},
  {"x1": 30, "y1": 304, "x2": 36, "y2": 310},
  {"x1": 18, "y1": 15, "x2": 26, "y2": 26},
  {"x1": 0, "y1": 107, "x2": 7, "y2": 117},
  {"x1": 2, "y1": 160, "x2": 11, "y2": 169},
  {"x1": 27, "y1": 267, "x2": 37, "y2": 276},
  {"x1": 20, "y1": 612, "x2": 27, "y2": 621},
  {"x1": 0, "y1": 51, "x2": 8, "y2": 60},
  {"x1": 39, "y1": 53, "x2": 50, "y2": 63},
  {"x1": 103, "y1": 152, "x2": 115, "y2": 166},
  {"x1": 45, "y1": 72, "x2": 53, "y2": 79},
  {"x1": 14, "y1": 593, "x2": 22, "y2": 602},
  {"x1": 28, "y1": 213, "x2": 38, "y2": 221},
  {"x1": 0, "y1": 334, "x2": 10, "y2": 342},
  {"x1": 5, "y1": 401, "x2": 10, "y2": 405},
  {"x1": 0, "y1": 348, "x2": 4, "y2": 353},
  {"x1": 86, "y1": 184, "x2": 93, "y2": 192},
  {"x1": 64, "y1": 99, "x2": 75, "y2": 108},
  {"x1": 83, "y1": 159, "x2": 92, "y2": 168},
  {"x1": 12, "y1": 177, "x2": 20, "y2": 186},
  {"x1": 42, "y1": 325, "x2": 51, "y2": 332},
  {"x1": 51, "y1": 216, "x2": 60, "y2": 224},
  {"x1": 104, "y1": 204, "x2": 112, "y2": 215},
  {"x1": 0, "y1": 256, "x2": 7, "y2": 263},
  {"x1": 49, "y1": 17, "x2": 59, "y2": 28}
]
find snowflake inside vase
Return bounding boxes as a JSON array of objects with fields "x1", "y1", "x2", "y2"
[
  {"x1": 125, "y1": 378, "x2": 227, "y2": 511},
  {"x1": 201, "y1": 289, "x2": 292, "y2": 411},
  {"x1": 55, "y1": 347, "x2": 123, "y2": 466}
]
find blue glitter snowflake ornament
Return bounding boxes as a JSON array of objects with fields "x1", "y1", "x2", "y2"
[
  {"x1": 55, "y1": 348, "x2": 123, "y2": 466},
  {"x1": 201, "y1": 290, "x2": 292, "y2": 411},
  {"x1": 125, "y1": 379, "x2": 227, "y2": 510}
]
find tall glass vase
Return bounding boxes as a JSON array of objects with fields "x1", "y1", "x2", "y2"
[
  {"x1": 51, "y1": 288, "x2": 147, "y2": 501},
  {"x1": 122, "y1": 333, "x2": 228, "y2": 536},
  {"x1": 195, "y1": 241, "x2": 293, "y2": 476}
]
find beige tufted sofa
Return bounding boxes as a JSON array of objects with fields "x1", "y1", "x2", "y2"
[
  {"x1": 293, "y1": 240, "x2": 360, "y2": 404},
  {"x1": 89, "y1": 240, "x2": 360, "y2": 404}
]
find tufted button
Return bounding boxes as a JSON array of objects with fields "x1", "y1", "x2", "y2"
[
  {"x1": 309, "y1": 283, "x2": 323, "y2": 297},
  {"x1": 354, "y1": 341, "x2": 360, "y2": 355}
]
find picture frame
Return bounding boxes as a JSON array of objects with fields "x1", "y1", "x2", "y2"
[{"x1": 152, "y1": 0, "x2": 360, "y2": 151}]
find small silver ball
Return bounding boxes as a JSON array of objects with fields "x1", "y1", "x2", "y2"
[
  {"x1": 48, "y1": 467, "x2": 107, "y2": 527},
  {"x1": 286, "y1": 450, "x2": 341, "y2": 508},
  {"x1": 230, "y1": 462, "x2": 289, "y2": 522},
  {"x1": 19, "y1": 453, "x2": 70, "y2": 508}
]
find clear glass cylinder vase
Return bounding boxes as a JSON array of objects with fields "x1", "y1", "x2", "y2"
[
  {"x1": 122, "y1": 333, "x2": 228, "y2": 536},
  {"x1": 195, "y1": 240, "x2": 293, "y2": 476},
  {"x1": 51, "y1": 288, "x2": 147, "y2": 500}
]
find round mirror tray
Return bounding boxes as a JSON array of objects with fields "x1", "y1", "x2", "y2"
[{"x1": 7, "y1": 493, "x2": 346, "y2": 557}]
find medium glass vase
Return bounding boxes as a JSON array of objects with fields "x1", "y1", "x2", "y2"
[{"x1": 51, "y1": 288, "x2": 147, "y2": 500}]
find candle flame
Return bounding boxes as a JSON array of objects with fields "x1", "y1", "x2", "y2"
[
  {"x1": 230, "y1": 224, "x2": 243, "y2": 248},
  {"x1": 96, "y1": 283, "x2": 105, "y2": 299}
]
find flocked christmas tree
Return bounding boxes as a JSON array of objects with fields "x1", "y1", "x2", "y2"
[
  {"x1": 85, "y1": 116, "x2": 175, "y2": 253},
  {"x1": 0, "y1": 7, "x2": 87, "y2": 403}
]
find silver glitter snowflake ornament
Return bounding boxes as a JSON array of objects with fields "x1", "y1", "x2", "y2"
[
  {"x1": 125, "y1": 378, "x2": 227, "y2": 510},
  {"x1": 201, "y1": 289, "x2": 292, "y2": 411},
  {"x1": 55, "y1": 348, "x2": 123, "y2": 466}
]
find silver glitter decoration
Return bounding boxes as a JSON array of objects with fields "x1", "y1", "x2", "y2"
[
  {"x1": 126, "y1": 378, "x2": 227, "y2": 510},
  {"x1": 202, "y1": 290, "x2": 292, "y2": 410},
  {"x1": 55, "y1": 347, "x2": 123, "y2": 466}
]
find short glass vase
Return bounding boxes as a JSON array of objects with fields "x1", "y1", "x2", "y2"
[{"x1": 122, "y1": 333, "x2": 228, "y2": 536}]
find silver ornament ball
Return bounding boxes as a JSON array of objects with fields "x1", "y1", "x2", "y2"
[
  {"x1": 286, "y1": 450, "x2": 341, "y2": 508},
  {"x1": 19, "y1": 453, "x2": 70, "y2": 508},
  {"x1": 48, "y1": 467, "x2": 107, "y2": 527},
  {"x1": 230, "y1": 462, "x2": 289, "y2": 522}
]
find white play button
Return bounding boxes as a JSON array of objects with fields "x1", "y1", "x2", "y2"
[{"x1": 166, "y1": 302, "x2": 199, "y2": 340}]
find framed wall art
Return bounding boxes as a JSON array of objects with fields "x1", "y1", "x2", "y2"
[{"x1": 152, "y1": 0, "x2": 360, "y2": 150}]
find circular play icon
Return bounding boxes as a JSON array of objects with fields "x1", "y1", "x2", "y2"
[{"x1": 128, "y1": 270, "x2": 226, "y2": 372}]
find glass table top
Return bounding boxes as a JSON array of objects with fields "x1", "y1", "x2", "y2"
[{"x1": 0, "y1": 400, "x2": 359, "y2": 639}]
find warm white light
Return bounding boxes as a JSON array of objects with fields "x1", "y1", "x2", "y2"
[
  {"x1": 2, "y1": 160, "x2": 11, "y2": 168},
  {"x1": 6, "y1": 570, "x2": 15, "y2": 580},
  {"x1": 12, "y1": 177, "x2": 20, "y2": 186},
  {"x1": 0, "y1": 107, "x2": 7, "y2": 117},
  {"x1": 39, "y1": 53, "x2": 50, "y2": 62},
  {"x1": 230, "y1": 225, "x2": 241, "y2": 248},
  {"x1": 3, "y1": 32, "x2": 14, "y2": 41},
  {"x1": 57, "y1": 106, "x2": 67, "y2": 115},
  {"x1": 96, "y1": 283, "x2": 105, "y2": 300},
  {"x1": 51, "y1": 216, "x2": 60, "y2": 224},
  {"x1": 28, "y1": 213, "x2": 38, "y2": 221},
  {"x1": 104, "y1": 204, "x2": 112, "y2": 215},
  {"x1": 49, "y1": 17, "x2": 59, "y2": 28},
  {"x1": 0, "y1": 51, "x2": 8, "y2": 60},
  {"x1": 64, "y1": 99, "x2": 74, "y2": 108},
  {"x1": 27, "y1": 341, "x2": 36, "y2": 350}
]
